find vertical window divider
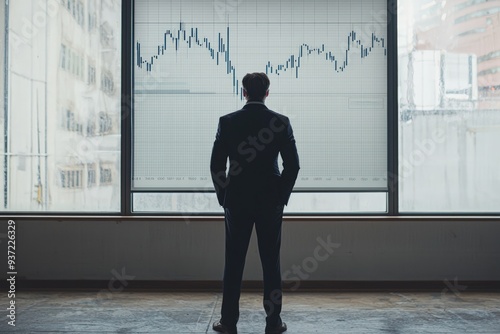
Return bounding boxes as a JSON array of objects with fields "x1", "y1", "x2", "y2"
[
  {"x1": 387, "y1": 0, "x2": 399, "y2": 215},
  {"x1": 122, "y1": 0, "x2": 133, "y2": 215}
]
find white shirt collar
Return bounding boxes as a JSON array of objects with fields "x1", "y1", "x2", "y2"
[{"x1": 245, "y1": 101, "x2": 266, "y2": 105}]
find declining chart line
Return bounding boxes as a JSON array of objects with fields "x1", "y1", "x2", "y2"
[{"x1": 136, "y1": 22, "x2": 387, "y2": 100}]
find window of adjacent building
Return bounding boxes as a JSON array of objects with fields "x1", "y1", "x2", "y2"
[
  {"x1": 100, "y1": 22, "x2": 114, "y2": 47},
  {"x1": 60, "y1": 44, "x2": 67, "y2": 69},
  {"x1": 88, "y1": 12, "x2": 97, "y2": 32},
  {"x1": 59, "y1": 167, "x2": 84, "y2": 189},
  {"x1": 60, "y1": 44, "x2": 85, "y2": 81},
  {"x1": 63, "y1": 0, "x2": 85, "y2": 27},
  {"x1": 63, "y1": 108, "x2": 84, "y2": 134},
  {"x1": 87, "y1": 163, "x2": 96, "y2": 187},
  {"x1": 86, "y1": 117, "x2": 96, "y2": 136},
  {"x1": 99, "y1": 164, "x2": 113, "y2": 185},
  {"x1": 98, "y1": 112, "x2": 113, "y2": 134},
  {"x1": 76, "y1": 0, "x2": 84, "y2": 26},
  {"x1": 87, "y1": 64, "x2": 96, "y2": 85},
  {"x1": 454, "y1": 7, "x2": 500, "y2": 24},
  {"x1": 100, "y1": 72, "x2": 114, "y2": 95}
]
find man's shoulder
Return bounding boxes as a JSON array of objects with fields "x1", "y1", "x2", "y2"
[
  {"x1": 220, "y1": 109, "x2": 244, "y2": 120},
  {"x1": 220, "y1": 107, "x2": 289, "y2": 122},
  {"x1": 265, "y1": 108, "x2": 289, "y2": 122}
]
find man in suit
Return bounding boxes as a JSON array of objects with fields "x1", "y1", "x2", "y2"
[{"x1": 210, "y1": 72, "x2": 300, "y2": 334}]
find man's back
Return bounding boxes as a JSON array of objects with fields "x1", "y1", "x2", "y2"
[{"x1": 210, "y1": 102, "x2": 299, "y2": 209}]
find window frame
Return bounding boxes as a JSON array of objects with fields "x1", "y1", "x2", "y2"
[{"x1": 125, "y1": 0, "x2": 400, "y2": 217}]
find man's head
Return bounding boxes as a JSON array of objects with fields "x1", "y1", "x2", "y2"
[{"x1": 242, "y1": 72, "x2": 270, "y2": 101}]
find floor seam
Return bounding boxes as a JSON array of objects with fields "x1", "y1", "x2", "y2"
[{"x1": 206, "y1": 293, "x2": 219, "y2": 334}]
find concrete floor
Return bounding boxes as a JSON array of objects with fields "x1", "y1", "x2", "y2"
[{"x1": 0, "y1": 291, "x2": 499, "y2": 333}]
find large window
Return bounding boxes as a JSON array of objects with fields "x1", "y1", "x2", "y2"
[
  {"x1": 2, "y1": 0, "x2": 499, "y2": 215},
  {"x1": 0, "y1": 0, "x2": 122, "y2": 212},
  {"x1": 132, "y1": 0, "x2": 389, "y2": 214}
]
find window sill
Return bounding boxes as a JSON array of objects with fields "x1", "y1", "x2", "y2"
[{"x1": 1, "y1": 214, "x2": 499, "y2": 221}]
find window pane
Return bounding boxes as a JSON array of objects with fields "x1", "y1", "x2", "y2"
[
  {"x1": 285, "y1": 192, "x2": 386, "y2": 213},
  {"x1": 133, "y1": 0, "x2": 388, "y2": 192},
  {"x1": 398, "y1": 1, "x2": 500, "y2": 212},
  {"x1": 133, "y1": 192, "x2": 387, "y2": 214},
  {"x1": 0, "y1": 0, "x2": 122, "y2": 211}
]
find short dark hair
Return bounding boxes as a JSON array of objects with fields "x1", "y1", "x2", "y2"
[{"x1": 242, "y1": 72, "x2": 270, "y2": 100}]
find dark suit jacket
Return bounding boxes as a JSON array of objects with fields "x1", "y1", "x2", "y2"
[{"x1": 210, "y1": 101, "x2": 300, "y2": 209}]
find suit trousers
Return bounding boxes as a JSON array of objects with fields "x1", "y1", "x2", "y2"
[{"x1": 221, "y1": 204, "x2": 285, "y2": 327}]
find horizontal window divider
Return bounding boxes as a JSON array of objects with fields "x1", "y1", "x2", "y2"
[
  {"x1": 131, "y1": 189, "x2": 216, "y2": 193},
  {"x1": 1, "y1": 214, "x2": 499, "y2": 221},
  {"x1": 131, "y1": 189, "x2": 388, "y2": 193}
]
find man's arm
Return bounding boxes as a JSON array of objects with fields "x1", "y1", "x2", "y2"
[
  {"x1": 279, "y1": 118, "x2": 300, "y2": 205},
  {"x1": 210, "y1": 117, "x2": 229, "y2": 207}
]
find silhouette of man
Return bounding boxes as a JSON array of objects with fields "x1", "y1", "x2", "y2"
[{"x1": 210, "y1": 72, "x2": 300, "y2": 334}]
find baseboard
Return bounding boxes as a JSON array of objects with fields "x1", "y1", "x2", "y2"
[{"x1": 3, "y1": 279, "x2": 500, "y2": 292}]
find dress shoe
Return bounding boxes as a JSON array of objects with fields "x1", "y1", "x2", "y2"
[
  {"x1": 265, "y1": 321, "x2": 287, "y2": 334},
  {"x1": 212, "y1": 320, "x2": 237, "y2": 334}
]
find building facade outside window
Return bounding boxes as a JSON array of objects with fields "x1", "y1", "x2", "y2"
[
  {"x1": 398, "y1": 0, "x2": 500, "y2": 212},
  {"x1": 1, "y1": 0, "x2": 121, "y2": 212}
]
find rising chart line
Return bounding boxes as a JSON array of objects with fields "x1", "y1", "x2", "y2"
[{"x1": 136, "y1": 22, "x2": 387, "y2": 99}]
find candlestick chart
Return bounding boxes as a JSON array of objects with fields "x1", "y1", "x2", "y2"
[{"x1": 133, "y1": 0, "x2": 388, "y2": 191}]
